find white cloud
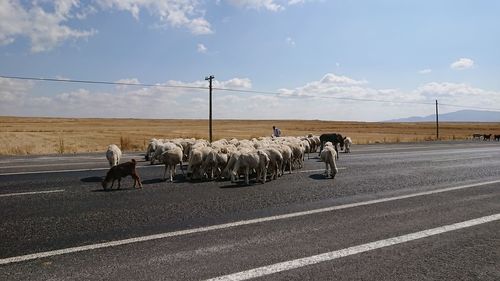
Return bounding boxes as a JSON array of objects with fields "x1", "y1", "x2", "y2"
[
  {"x1": 3, "y1": 74, "x2": 499, "y2": 121},
  {"x1": 0, "y1": 77, "x2": 34, "y2": 104},
  {"x1": 415, "y1": 82, "x2": 491, "y2": 100},
  {"x1": 0, "y1": 0, "x2": 215, "y2": 52},
  {"x1": 0, "y1": 1, "x2": 322, "y2": 52},
  {"x1": 450, "y1": 58, "x2": 474, "y2": 70},
  {"x1": 224, "y1": 0, "x2": 312, "y2": 11},
  {"x1": 97, "y1": 0, "x2": 213, "y2": 35},
  {"x1": 115, "y1": 78, "x2": 141, "y2": 90},
  {"x1": 215, "y1": 78, "x2": 252, "y2": 89},
  {"x1": 0, "y1": 0, "x2": 96, "y2": 52},
  {"x1": 288, "y1": 0, "x2": 307, "y2": 4},
  {"x1": 226, "y1": 0, "x2": 283, "y2": 11},
  {"x1": 285, "y1": 37, "x2": 295, "y2": 46},
  {"x1": 418, "y1": 69, "x2": 432, "y2": 74},
  {"x1": 197, "y1": 43, "x2": 208, "y2": 53}
]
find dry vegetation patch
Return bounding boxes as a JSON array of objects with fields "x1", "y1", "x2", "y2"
[{"x1": 0, "y1": 116, "x2": 499, "y2": 155}]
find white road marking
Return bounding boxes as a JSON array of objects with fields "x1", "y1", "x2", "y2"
[
  {"x1": 0, "y1": 189, "x2": 65, "y2": 197},
  {"x1": 0, "y1": 162, "x2": 108, "y2": 169},
  {"x1": 298, "y1": 168, "x2": 346, "y2": 173},
  {"x1": 0, "y1": 179, "x2": 498, "y2": 265},
  {"x1": 206, "y1": 213, "x2": 500, "y2": 281},
  {"x1": 0, "y1": 155, "x2": 143, "y2": 164},
  {"x1": 0, "y1": 165, "x2": 339, "y2": 177},
  {"x1": 0, "y1": 165, "x2": 159, "y2": 176},
  {"x1": 430, "y1": 156, "x2": 492, "y2": 163},
  {"x1": 355, "y1": 145, "x2": 427, "y2": 151}
]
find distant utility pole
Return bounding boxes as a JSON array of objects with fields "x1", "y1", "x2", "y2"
[
  {"x1": 435, "y1": 99, "x2": 439, "y2": 140},
  {"x1": 205, "y1": 75, "x2": 215, "y2": 143}
]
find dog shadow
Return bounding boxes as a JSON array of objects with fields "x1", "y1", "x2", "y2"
[
  {"x1": 91, "y1": 188, "x2": 131, "y2": 192},
  {"x1": 80, "y1": 176, "x2": 103, "y2": 183}
]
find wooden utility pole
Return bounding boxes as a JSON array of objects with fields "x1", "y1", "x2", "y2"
[
  {"x1": 205, "y1": 75, "x2": 214, "y2": 143},
  {"x1": 436, "y1": 99, "x2": 439, "y2": 140}
]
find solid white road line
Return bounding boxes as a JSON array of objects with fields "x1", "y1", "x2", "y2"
[
  {"x1": 0, "y1": 165, "x2": 159, "y2": 176},
  {"x1": 0, "y1": 189, "x2": 65, "y2": 197},
  {"x1": 0, "y1": 179, "x2": 498, "y2": 265},
  {"x1": 430, "y1": 156, "x2": 493, "y2": 163},
  {"x1": 298, "y1": 168, "x2": 346, "y2": 174},
  {"x1": 206, "y1": 213, "x2": 500, "y2": 281},
  {"x1": 0, "y1": 162, "x2": 108, "y2": 169},
  {"x1": 0, "y1": 166, "x2": 342, "y2": 177}
]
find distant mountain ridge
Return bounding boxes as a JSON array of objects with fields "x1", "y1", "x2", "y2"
[{"x1": 387, "y1": 110, "x2": 500, "y2": 122}]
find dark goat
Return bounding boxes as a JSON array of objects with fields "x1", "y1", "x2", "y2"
[
  {"x1": 472, "y1": 133, "x2": 482, "y2": 140},
  {"x1": 483, "y1": 134, "x2": 492, "y2": 141},
  {"x1": 102, "y1": 159, "x2": 143, "y2": 190},
  {"x1": 494, "y1": 135, "x2": 500, "y2": 141},
  {"x1": 319, "y1": 133, "x2": 344, "y2": 159}
]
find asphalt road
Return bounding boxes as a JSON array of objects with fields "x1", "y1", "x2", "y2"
[{"x1": 1, "y1": 141, "x2": 499, "y2": 280}]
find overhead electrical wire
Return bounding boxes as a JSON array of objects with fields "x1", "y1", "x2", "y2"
[
  {"x1": 0, "y1": 75, "x2": 207, "y2": 90},
  {"x1": 1, "y1": 74, "x2": 499, "y2": 111}
]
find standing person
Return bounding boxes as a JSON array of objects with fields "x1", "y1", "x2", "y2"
[{"x1": 272, "y1": 126, "x2": 281, "y2": 137}]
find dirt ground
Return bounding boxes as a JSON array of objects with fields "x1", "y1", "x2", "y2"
[{"x1": 1, "y1": 116, "x2": 499, "y2": 155}]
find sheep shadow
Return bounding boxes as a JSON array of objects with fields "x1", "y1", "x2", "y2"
[
  {"x1": 141, "y1": 178, "x2": 165, "y2": 185},
  {"x1": 219, "y1": 180, "x2": 261, "y2": 189},
  {"x1": 91, "y1": 188, "x2": 133, "y2": 192},
  {"x1": 142, "y1": 175, "x2": 187, "y2": 185},
  {"x1": 309, "y1": 174, "x2": 333, "y2": 181},
  {"x1": 80, "y1": 176, "x2": 103, "y2": 183}
]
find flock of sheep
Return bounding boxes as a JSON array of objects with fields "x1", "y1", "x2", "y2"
[{"x1": 102, "y1": 134, "x2": 353, "y2": 190}]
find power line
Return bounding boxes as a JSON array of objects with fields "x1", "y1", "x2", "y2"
[
  {"x1": 2, "y1": 74, "x2": 500, "y2": 111},
  {"x1": 215, "y1": 87, "x2": 500, "y2": 110},
  {"x1": 0, "y1": 75, "x2": 207, "y2": 91},
  {"x1": 439, "y1": 103, "x2": 500, "y2": 112},
  {"x1": 214, "y1": 87, "x2": 435, "y2": 106}
]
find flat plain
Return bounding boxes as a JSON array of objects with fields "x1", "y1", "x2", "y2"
[{"x1": 1, "y1": 116, "x2": 499, "y2": 155}]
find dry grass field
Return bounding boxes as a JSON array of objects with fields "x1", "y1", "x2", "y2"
[{"x1": 1, "y1": 116, "x2": 499, "y2": 155}]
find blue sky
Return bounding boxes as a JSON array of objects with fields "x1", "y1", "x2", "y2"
[{"x1": 1, "y1": 0, "x2": 499, "y2": 121}]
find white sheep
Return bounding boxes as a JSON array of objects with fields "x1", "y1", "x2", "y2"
[
  {"x1": 231, "y1": 149, "x2": 269, "y2": 185},
  {"x1": 289, "y1": 142, "x2": 305, "y2": 169},
  {"x1": 106, "y1": 144, "x2": 122, "y2": 167},
  {"x1": 160, "y1": 146, "x2": 184, "y2": 182},
  {"x1": 145, "y1": 138, "x2": 160, "y2": 161},
  {"x1": 274, "y1": 144, "x2": 293, "y2": 174},
  {"x1": 263, "y1": 147, "x2": 283, "y2": 180},
  {"x1": 320, "y1": 142, "x2": 338, "y2": 179},
  {"x1": 150, "y1": 142, "x2": 178, "y2": 165},
  {"x1": 222, "y1": 151, "x2": 241, "y2": 180},
  {"x1": 187, "y1": 146, "x2": 212, "y2": 180},
  {"x1": 343, "y1": 137, "x2": 352, "y2": 153},
  {"x1": 201, "y1": 147, "x2": 226, "y2": 181}
]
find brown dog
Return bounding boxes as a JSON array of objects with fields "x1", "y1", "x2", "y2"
[{"x1": 102, "y1": 159, "x2": 143, "y2": 190}]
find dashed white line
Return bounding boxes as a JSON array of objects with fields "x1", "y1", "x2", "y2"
[
  {"x1": 205, "y1": 213, "x2": 500, "y2": 281},
  {"x1": 0, "y1": 189, "x2": 65, "y2": 197},
  {"x1": 0, "y1": 179, "x2": 498, "y2": 265}
]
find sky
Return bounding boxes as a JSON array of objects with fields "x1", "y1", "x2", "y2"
[{"x1": 0, "y1": 0, "x2": 499, "y2": 121}]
